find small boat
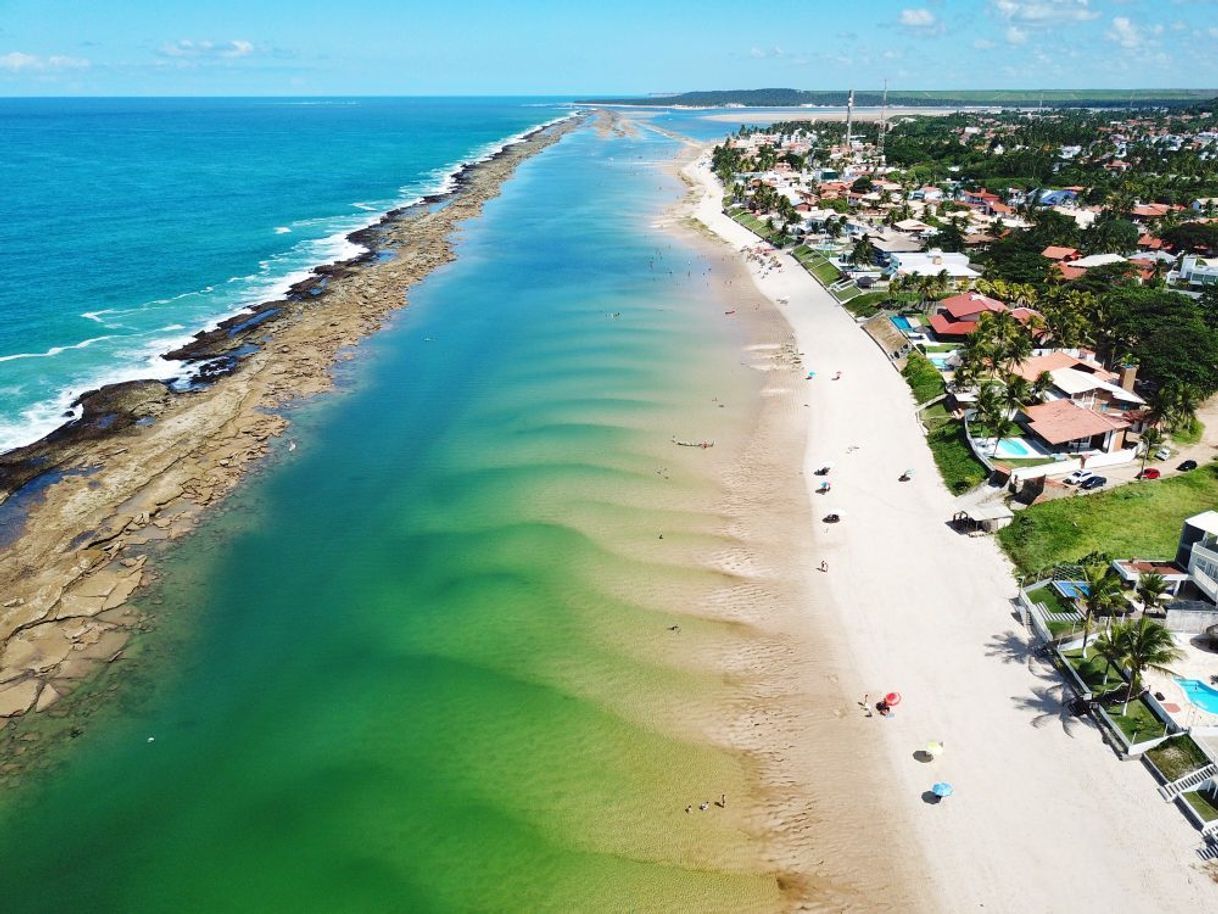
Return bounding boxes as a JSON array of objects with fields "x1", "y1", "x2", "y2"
[
  {"x1": 672, "y1": 437, "x2": 715, "y2": 449},
  {"x1": 724, "y1": 310, "x2": 736, "y2": 316}
]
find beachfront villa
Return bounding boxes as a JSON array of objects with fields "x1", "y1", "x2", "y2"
[
  {"x1": 1176, "y1": 255, "x2": 1218, "y2": 288},
  {"x1": 926, "y1": 291, "x2": 1039, "y2": 341},
  {"x1": 887, "y1": 248, "x2": 979, "y2": 283},
  {"x1": 1018, "y1": 399, "x2": 1131, "y2": 455}
]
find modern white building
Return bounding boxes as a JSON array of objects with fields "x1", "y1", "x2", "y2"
[
  {"x1": 1178, "y1": 255, "x2": 1218, "y2": 287},
  {"x1": 888, "y1": 248, "x2": 979, "y2": 281}
]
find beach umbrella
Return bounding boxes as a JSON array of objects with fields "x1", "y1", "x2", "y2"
[
  {"x1": 926, "y1": 741, "x2": 944, "y2": 757},
  {"x1": 931, "y1": 782, "x2": 954, "y2": 799},
  {"x1": 884, "y1": 691, "x2": 902, "y2": 707}
]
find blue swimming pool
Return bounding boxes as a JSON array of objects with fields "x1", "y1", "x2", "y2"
[
  {"x1": 1054, "y1": 581, "x2": 1091, "y2": 599},
  {"x1": 891, "y1": 315, "x2": 914, "y2": 333},
  {"x1": 1176, "y1": 677, "x2": 1218, "y2": 714},
  {"x1": 992, "y1": 437, "x2": 1038, "y2": 459}
]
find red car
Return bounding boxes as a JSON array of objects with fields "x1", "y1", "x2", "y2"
[{"x1": 1136, "y1": 468, "x2": 1161, "y2": 480}]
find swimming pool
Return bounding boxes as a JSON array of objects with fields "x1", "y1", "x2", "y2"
[
  {"x1": 992, "y1": 437, "x2": 1038, "y2": 459},
  {"x1": 1054, "y1": 581, "x2": 1091, "y2": 600},
  {"x1": 1176, "y1": 677, "x2": 1218, "y2": 714},
  {"x1": 927, "y1": 354, "x2": 953, "y2": 370},
  {"x1": 891, "y1": 315, "x2": 915, "y2": 333}
]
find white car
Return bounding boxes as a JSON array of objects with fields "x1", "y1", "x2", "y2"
[
  {"x1": 1063, "y1": 470, "x2": 1095, "y2": 486},
  {"x1": 1154, "y1": 446, "x2": 1172, "y2": 460}
]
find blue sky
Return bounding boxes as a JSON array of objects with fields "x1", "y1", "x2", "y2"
[{"x1": 1, "y1": 0, "x2": 1215, "y2": 96}]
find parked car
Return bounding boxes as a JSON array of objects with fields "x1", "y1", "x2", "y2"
[
  {"x1": 1154, "y1": 445, "x2": 1172, "y2": 460},
  {"x1": 1178, "y1": 459, "x2": 1199, "y2": 472},
  {"x1": 1063, "y1": 470, "x2": 1095, "y2": 486},
  {"x1": 1136, "y1": 468, "x2": 1161, "y2": 480},
  {"x1": 1080, "y1": 475, "x2": 1107, "y2": 491}
]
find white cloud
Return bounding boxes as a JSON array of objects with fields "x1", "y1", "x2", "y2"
[
  {"x1": 992, "y1": 1, "x2": 1100, "y2": 26},
  {"x1": 1210, "y1": 26, "x2": 1218, "y2": 39},
  {"x1": 973, "y1": 37, "x2": 997, "y2": 49},
  {"x1": 748, "y1": 46, "x2": 784, "y2": 59},
  {"x1": 1005, "y1": 25, "x2": 1028, "y2": 45},
  {"x1": 0, "y1": 51, "x2": 90, "y2": 72},
  {"x1": 159, "y1": 39, "x2": 256, "y2": 60},
  {"x1": 900, "y1": 9, "x2": 936, "y2": 27},
  {"x1": 1106, "y1": 17, "x2": 1163, "y2": 50}
]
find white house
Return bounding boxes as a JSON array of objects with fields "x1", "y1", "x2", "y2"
[
  {"x1": 1178, "y1": 255, "x2": 1218, "y2": 287},
  {"x1": 888, "y1": 249, "x2": 979, "y2": 281}
]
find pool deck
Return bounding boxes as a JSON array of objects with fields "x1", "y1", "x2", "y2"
[{"x1": 1144, "y1": 634, "x2": 1218, "y2": 729}]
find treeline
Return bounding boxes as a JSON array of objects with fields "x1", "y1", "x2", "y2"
[{"x1": 579, "y1": 88, "x2": 1217, "y2": 109}]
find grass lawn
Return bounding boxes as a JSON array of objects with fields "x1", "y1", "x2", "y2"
[
  {"x1": 1047, "y1": 618, "x2": 1081, "y2": 637},
  {"x1": 733, "y1": 212, "x2": 775, "y2": 240},
  {"x1": 920, "y1": 343, "x2": 959, "y2": 353},
  {"x1": 1183, "y1": 790, "x2": 1218, "y2": 822},
  {"x1": 902, "y1": 351, "x2": 945, "y2": 404},
  {"x1": 791, "y1": 245, "x2": 843, "y2": 285},
  {"x1": 997, "y1": 463, "x2": 1218, "y2": 576},
  {"x1": 1146, "y1": 736, "x2": 1213, "y2": 782},
  {"x1": 918, "y1": 401, "x2": 990, "y2": 494},
  {"x1": 1061, "y1": 648, "x2": 1125, "y2": 693},
  {"x1": 1105, "y1": 696, "x2": 1167, "y2": 745},
  {"x1": 1025, "y1": 583, "x2": 1079, "y2": 616},
  {"x1": 1172, "y1": 417, "x2": 1204, "y2": 447},
  {"x1": 844, "y1": 290, "x2": 888, "y2": 317},
  {"x1": 997, "y1": 456, "x2": 1058, "y2": 469}
]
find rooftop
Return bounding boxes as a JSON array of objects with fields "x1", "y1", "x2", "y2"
[{"x1": 1023, "y1": 399, "x2": 1129, "y2": 445}]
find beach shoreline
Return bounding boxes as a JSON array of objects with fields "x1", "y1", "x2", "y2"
[
  {"x1": 0, "y1": 114, "x2": 584, "y2": 728},
  {"x1": 678, "y1": 141, "x2": 1218, "y2": 911}
]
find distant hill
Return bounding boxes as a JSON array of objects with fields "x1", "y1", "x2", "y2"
[{"x1": 577, "y1": 88, "x2": 1218, "y2": 109}]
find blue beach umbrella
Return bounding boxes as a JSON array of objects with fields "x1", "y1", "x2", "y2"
[{"x1": 931, "y1": 782, "x2": 954, "y2": 798}]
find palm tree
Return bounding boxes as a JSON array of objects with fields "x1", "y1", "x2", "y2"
[
  {"x1": 1079, "y1": 563, "x2": 1124, "y2": 655},
  {"x1": 1111, "y1": 617, "x2": 1183, "y2": 715},
  {"x1": 1138, "y1": 426, "x2": 1164, "y2": 476},
  {"x1": 1090, "y1": 627, "x2": 1128, "y2": 692},
  {"x1": 1135, "y1": 572, "x2": 1168, "y2": 615}
]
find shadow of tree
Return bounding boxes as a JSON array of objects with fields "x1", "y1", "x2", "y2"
[
  {"x1": 1009, "y1": 681, "x2": 1090, "y2": 736},
  {"x1": 984, "y1": 629, "x2": 1058, "y2": 683}
]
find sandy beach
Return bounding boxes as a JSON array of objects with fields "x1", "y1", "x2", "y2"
[
  {"x1": 0, "y1": 115, "x2": 581, "y2": 726},
  {"x1": 682, "y1": 148, "x2": 1218, "y2": 911}
]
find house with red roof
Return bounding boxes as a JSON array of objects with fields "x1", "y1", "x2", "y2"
[
  {"x1": 926, "y1": 292, "x2": 1041, "y2": 341},
  {"x1": 1041, "y1": 246, "x2": 1080, "y2": 262}
]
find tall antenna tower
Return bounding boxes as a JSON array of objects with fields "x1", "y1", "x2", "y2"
[
  {"x1": 844, "y1": 88, "x2": 854, "y2": 155},
  {"x1": 877, "y1": 79, "x2": 888, "y2": 164}
]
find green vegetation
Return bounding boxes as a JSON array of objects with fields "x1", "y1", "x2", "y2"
[
  {"x1": 1106, "y1": 697, "x2": 1167, "y2": 745},
  {"x1": 791, "y1": 245, "x2": 842, "y2": 285},
  {"x1": 731, "y1": 211, "x2": 775, "y2": 241},
  {"x1": 579, "y1": 88, "x2": 1217, "y2": 109},
  {"x1": 1172, "y1": 417, "x2": 1204, "y2": 447},
  {"x1": 1061, "y1": 648, "x2": 1125, "y2": 693},
  {"x1": 1025, "y1": 583, "x2": 1079, "y2": 617},
  {"x1": 902, "y1": 351, "x2": 945, "y2": 404},
  {"x1": 997, "y1": 463, "x2": 1218, "y2": 576},
  {"x1": 844, "y1": 292, "x2": 887, "y2": 318},
  {"x1": 920, "y1": 402, "x2": 990, "y2": 495},
  {"x1": 1146, "y1": 736, "x2": 1212, "y2": 782},
  {"x1": 1183, "y1": 790, "x2": 1218, "y2": 823}
]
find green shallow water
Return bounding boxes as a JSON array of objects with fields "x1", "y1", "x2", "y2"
[{"x1": 0, "y1": 126, "x2": 782, "y2": 912}]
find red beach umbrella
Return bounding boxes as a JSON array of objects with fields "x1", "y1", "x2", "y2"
[{"x1": 884, "y1": 691, "x2": 902, "y2": 706}]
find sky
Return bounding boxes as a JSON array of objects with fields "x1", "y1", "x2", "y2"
[{"x1": 1, "y1": 0, "x2": 1216, "y2": 96}]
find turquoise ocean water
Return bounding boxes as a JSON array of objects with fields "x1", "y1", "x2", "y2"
[
  {"x1": 0, "y1": 104, "x2": 787, "y2": 910},
  {"x1": 0, "y1": 98, "x2": 566, "y2": 450}
]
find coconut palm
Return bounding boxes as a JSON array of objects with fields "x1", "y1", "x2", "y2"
[
  {"x1": 1135, "y1": 572, "x2": 1168, "y2": 615},
  {"x1": 1090, "y1": 627, "x2": 1128, "y2": 692},
  {"x1": 1111, "y1": 617, "x2": 1183, "y2": 715},
  {"x1": 1079, "y1": 563, "x2": 1125, "y2": 655}
]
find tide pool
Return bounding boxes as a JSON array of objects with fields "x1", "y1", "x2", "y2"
[{"x1": 0, "y1": 121, "x2": 785, "y2": 911}]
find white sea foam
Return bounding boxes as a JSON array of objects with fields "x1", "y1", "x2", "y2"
[
  {"x1": 0, "y1": 336, "x2": 115, "y2": 364},
  {"x1": 274, "y1": 226, "x2": 292, "y2": 234},
  {"x1": 1, "y1": 112, "x2": 574, "y2": 455}
]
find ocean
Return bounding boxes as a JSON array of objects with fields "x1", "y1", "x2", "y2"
[
  {"x1": 0, "y1": 105, "x2": 785, "y2": 909},
  {"x1": 0, "y1": 97, "x2": 567, "y2": 451}
]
